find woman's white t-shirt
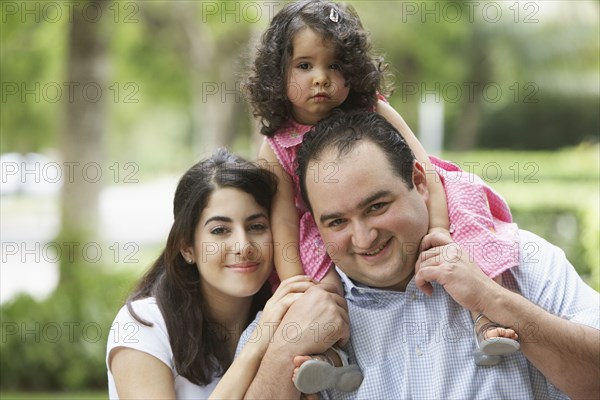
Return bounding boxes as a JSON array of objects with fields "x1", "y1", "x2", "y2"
[{"x1": 106, "y1": 297, "x2": 219, "y2": 399}]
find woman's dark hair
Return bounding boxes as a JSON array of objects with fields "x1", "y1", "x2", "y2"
[
  {"x1": 125, "y1": 148, "x2": 277, "y2": 386},
  {"x1": 244, "y1": 0, "x2": 392, "y2": 136}
]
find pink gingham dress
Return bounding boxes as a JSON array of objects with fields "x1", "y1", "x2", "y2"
[
  {"x1": 267, "y1": 120, "x2": 519, "y2": 284},
  {"x1": 267, "y1": 120, "x2": 332, "y2": 282}
]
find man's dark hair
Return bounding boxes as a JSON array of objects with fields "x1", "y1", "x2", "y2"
[{"x1": 297, "y1": 111, "x2": 416, "y2": 211}]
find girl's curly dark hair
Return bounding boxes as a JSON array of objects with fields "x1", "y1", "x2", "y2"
[{"x1": 244, "y1": 0, "x2": 392, "y2": 136}]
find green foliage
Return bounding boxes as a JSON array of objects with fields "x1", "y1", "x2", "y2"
[
  {"x1": 478, "y1": 95, "x2": 600, "y2": 150},
  {"x1": 1, "y1": 12, "x2": 66, "y2": 152},
  {"x1": 0, "y1": 269, "x2": 136, "y2": 391}
]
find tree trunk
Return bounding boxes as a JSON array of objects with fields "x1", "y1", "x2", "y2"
[
  {"x1": 59, "y1": 0, "x2": 111, "y2": 290},
  {"x1": 452, "y1": 24, "x2": 491, "y2": 150}
]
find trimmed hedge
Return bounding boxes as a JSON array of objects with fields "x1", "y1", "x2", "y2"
[{"x1": 0, "y1": 270, "x2": 135, "y2": 391}]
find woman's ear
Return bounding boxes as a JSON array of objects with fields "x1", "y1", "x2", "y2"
[{"x1": 180, "y1": 247, "x2": 195, "y2": 264}]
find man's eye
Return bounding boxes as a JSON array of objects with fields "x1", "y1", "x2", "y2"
[
  {"x1": 328, "y1": 218, "x2": 344, "y2": 228},
  {"x1": 369, "y1": 203, "x2": 387, "y2": 212}
]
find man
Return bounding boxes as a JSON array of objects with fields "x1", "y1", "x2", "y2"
[{"x1": 244, "y1": 111, "x2": 599, "y2": 399}]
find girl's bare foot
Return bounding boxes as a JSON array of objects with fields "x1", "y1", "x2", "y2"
[
  {"x1": 293, "y1": 355, "x2": 314, "y2": 383},
  {"x1": 483, "y1": 325, "x2": 519, "y2": 341}
]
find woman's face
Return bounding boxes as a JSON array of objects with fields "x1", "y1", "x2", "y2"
[{"x1": 184, "y1": 187, "x2": 273, "y2": 300}]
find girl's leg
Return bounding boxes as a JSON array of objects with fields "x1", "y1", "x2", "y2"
[{"x1": 471, "y1": 275, "x2": 520, "y2": 361}]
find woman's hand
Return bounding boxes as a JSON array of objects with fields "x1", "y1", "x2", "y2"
[
  {"x1": 210, "y1": 275, "x2": 316, "y2": 400},
  {"x1": 254, "y1": 275, "x2": 317, "y2": 352}
]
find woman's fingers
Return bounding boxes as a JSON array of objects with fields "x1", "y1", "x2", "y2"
[{"x1": 269, "y1": 275, "x2": 315, "y2": 301}]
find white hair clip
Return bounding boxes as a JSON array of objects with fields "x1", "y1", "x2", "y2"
[{"x1": 329, "y1": 8, "x2": 339, "y2": 23}]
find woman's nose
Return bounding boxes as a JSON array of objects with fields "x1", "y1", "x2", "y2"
[{"x1": 228, "y1": 230, "x2": 258, "y2": 261}]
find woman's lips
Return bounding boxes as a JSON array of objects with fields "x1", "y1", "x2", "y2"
[{"x1": 227, "y1": 262, "x2": 259, "y2": 272}]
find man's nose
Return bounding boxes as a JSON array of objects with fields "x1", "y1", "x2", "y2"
[{"x1": 351, "y1": 221, "x2": 377, "y2": 250}]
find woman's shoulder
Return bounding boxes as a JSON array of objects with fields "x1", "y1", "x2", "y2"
[
  {"x1": 110, "y1": 297, "x2": 167, "y2": 335},
  {"x1": 107, "y1": 297, "x2": 172, "y2": 364}
]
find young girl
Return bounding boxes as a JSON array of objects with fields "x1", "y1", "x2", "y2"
[
  {"x1": 106, "y1": 149, "x2": 319, "y2": 399},
  {"x1": 245, "y1": 0, "x2": 520, "y2": 394}
]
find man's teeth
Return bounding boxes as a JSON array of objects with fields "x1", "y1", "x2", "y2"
[{"x1": 364, "y1": 243, "x2": 386, "y2": 256}]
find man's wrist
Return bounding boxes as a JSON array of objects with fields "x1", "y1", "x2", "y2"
[{"x1": 481, "y1": 284, "x2": 528, "y2": 331}]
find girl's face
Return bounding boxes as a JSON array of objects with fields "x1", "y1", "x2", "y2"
[
  {"x1": 286, "y1": 28, "x2": 350, "y2": 125},
  {"x1": 183, "y1": 187, "x2": 273, "y2": 300}
]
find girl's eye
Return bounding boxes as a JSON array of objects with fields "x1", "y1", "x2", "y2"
[
  {"x1": 210, "y1": 226, "x2": 228, "y2": 235},
  {"x1": 330, "y1": 63, "x2": 341, "y2": 70},
  {"x1": 298, "y1": 63, "x2": 310, "y2": 70}
]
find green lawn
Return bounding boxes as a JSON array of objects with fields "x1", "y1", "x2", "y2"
[{"x1": 0, "y1": 392, "x2": 105, "y2": 399}]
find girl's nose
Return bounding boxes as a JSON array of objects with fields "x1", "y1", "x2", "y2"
[{"x1": 313, "y1": 68, "x2": 330, "y2": 87}]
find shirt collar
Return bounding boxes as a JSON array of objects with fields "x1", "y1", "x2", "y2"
[{"x1": 335, "y1": 266, "x2": 415, "y2": 303}]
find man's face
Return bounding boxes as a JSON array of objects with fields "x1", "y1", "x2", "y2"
[{"x1": 306, "y1": 141, "x2": 430, "y2": 291}]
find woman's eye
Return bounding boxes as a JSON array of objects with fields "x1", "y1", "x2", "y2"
[
  {"x1": 249, "y1": 223, "x2": 268, "y2": 232},
  {"x1": 210, "y1": 227, "x2": 228, "y2": 235}
]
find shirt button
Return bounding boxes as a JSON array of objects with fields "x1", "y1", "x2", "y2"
[
  {"x1": 411, "y1": 293, "x2": 417, "y2": 301},
  {"x1": 416, "y1": 346, "x2": 422, "y2": 356}
]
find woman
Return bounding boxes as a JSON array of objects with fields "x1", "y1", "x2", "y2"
[{"x1": 107, "y1": 148, "x2": 316, "y2": 399}]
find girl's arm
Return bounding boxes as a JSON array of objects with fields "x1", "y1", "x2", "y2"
[
  {"x1": 376, "y1": 100, "x2": 449, "y2": 234},
  {"x1": 210, "y1": 276, "x2": 317, "y2": 399},
  {"x1": 258, "y1": 140, "x2": 305, "y2": 280},
  {"x1": 110, "y1": 347, "x2": 176, "y2": 399}
]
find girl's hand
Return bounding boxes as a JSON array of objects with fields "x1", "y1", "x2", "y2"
[
  {"x1": 255, "y1": 275, "x2": 316, "y2": 351},
  {"x1": 420, "y1": 227, "x2": 453, "y2": 253}
]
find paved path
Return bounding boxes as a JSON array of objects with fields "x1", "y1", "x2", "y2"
[{"x1": 1, "y1": 178, "x2": 177, "y2": 303}]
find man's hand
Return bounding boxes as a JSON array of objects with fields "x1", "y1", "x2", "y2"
[
  {"x1": 272, "y1": 283, "x2": 350, "y2": 355},
  {"x1": 244, "y1": 283, "x2": 349, "y2": 399},
  {"x1": 415, "y1": 230, "x2": 500, "y2": 314}
]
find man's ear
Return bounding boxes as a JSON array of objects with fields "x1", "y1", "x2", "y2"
[{"x1": 412, "y1": 160, "x2": 429, "y2": 201}]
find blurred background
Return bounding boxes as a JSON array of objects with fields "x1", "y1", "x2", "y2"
[{"x1": 1, "y1": 0, "x2": 598, "y2": 397}]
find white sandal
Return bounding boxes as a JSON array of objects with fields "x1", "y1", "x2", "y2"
[
  {"x1": 293, "y1": 346, "x2": 363, "y2": 394},
  {"x1": 473, "y1": 313, "x2": 520, "y2": 363}
]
